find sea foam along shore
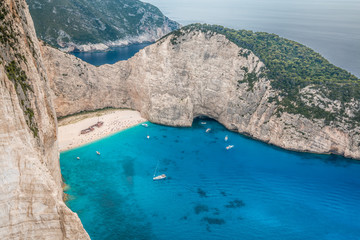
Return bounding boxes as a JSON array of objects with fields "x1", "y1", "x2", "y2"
[{"x1": 58, "y1": 109, "x2": 146, "y2": 152}]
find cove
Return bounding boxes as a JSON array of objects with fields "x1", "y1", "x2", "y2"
[{"x1": 60, "y1": 118, "x2": 360, "y2": 240}]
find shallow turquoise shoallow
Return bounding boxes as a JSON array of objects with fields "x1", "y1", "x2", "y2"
[{"x1": 60, "y1": 118, "x2": 360, "y2": 240}]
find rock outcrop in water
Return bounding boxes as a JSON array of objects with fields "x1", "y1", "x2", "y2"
[
  {"x1": 0, "y1": 0, "x2": 89, "y2": 238},
  {"x1": 43, "y1": 28, "x2": 360, "y2": 160}
]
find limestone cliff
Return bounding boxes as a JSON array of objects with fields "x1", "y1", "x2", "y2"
[
  {"x1": 43, "y1": 29, "x2": 360, "y2": 160},
  {"x1": 5, "y1": 0, "x2": 358, "y2": 238},
  {"x1": 0, "y1": 0, "x2": 89, "y2": 239}
]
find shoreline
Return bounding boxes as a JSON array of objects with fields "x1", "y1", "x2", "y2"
[
  {"x1": 68, "y1": 41, "x2": 154, "y2": 54},
  {"x1": 58, "y1": 109, "x2": 146, "y2": 152},
  {"x1": 60, "y1": 31, "x2": 165, "y2": 52}
]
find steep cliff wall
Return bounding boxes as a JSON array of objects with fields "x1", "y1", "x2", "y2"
[
  {"x1": 44, "y1": 29, "x2": 360, "y2": 160},
  {"x1": 6, "y1": 0, "x2": 358, "y2": 238},
  {"x1": 0, "y1": 0, "x2": 89, "y2": 239}
]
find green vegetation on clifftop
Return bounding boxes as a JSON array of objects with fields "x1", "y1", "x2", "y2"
[
  {"x1": 26, "y1": 0, "x2": 180, "y2": 49},
  {"x1": 167, "y1": 24, "x2": 360, "y2": 125},
  {"x1": 1, "y1": 3, "x2": 39, "y2": 137}
]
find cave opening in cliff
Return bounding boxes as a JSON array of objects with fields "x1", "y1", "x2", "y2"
[{"x1": 193, "y1": 115, "x2": 216, "y2": 123}]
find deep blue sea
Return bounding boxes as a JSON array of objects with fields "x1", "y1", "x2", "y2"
[
  {"x1": 71, "y1": 0, "x2": 359, "y2": 77},
  {"x1": 71, "y1": 42, "x2": 152, "y2": 66},
  {"x1": 145, "y1": 0, "x2": 360, "y2": 77},
  {"x1": 60, "y1": 118, "x2": 360, "y2": 240}
]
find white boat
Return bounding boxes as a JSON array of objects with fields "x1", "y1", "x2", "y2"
[
  {"x1": 200, "y1": 122, "x2": 207, "y2": 125},
  {"x1": 153, "y1": 174, "x2": 167, "y2": 180},
  {"x1": 153, "y1": 160, "x2": 166, "y2": 180},
  {"x1": 225, "y1": 135, "x2": 228, "y2": 141},
  {"x1": 226, "y1": 145, "x2": 234, "y2": 150},
  {"x1": 142, "y1": 123, "x2": 149, "y2": 127},
  {"x1": 96, "y1": 151, "x2": 100, "y2": 155},
  {"x1": 206, "y1": 128, "x2": 211, "y2": 133}
]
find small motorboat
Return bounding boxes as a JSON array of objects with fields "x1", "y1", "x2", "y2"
[
  {"x1": 96, "y1": 151, "x2": 100, "y2": 155},
  {"x1": 200, "y1": 122, "x2": 207, "y2": 125},
  {"x1": 225, "y1": 135, "x2": 228, "y2": 141},
  {"x1": 226, "y1": 145, "x2": 234, "y2": 150},
  {"x1": 153, "y1": 174, "x2": 167, "y2": 180},
  {"x1": 206, "y1": 128, "x2": 211, "y2": 133},
  {"x1": 77, "y1": 157, "x2": 80, "y2": 160},
  {"x1": 142, "y1": 123, "x2": 149, "y2": 127},
  {"x1": 147, "y1": 135, "x2": 150, "y2": 139}
]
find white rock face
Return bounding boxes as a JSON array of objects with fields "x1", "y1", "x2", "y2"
[
  {"x1": 62, "y1": 27, "x2": 177, "y2": 52},
  {"x1": 0, "y1": 0, "x2": 89, "y2": 239},
  {"x1": 1, "y1": 0, "x2": 357, "y2": 237},
  {"x1": 44, "y1": 30, "x2": 360, "y2": 160}
]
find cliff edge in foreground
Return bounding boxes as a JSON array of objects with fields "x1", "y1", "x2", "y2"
[
  {"x1": 44, "y1": 24, "x2": 360, "y2": 160},
  {"x1": 0, "y1": 0, "x2": 89, "y2": 238}
]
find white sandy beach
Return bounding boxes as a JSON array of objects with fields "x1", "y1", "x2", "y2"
[{"x1": 58, "y1": 109, "x2": 146, "y2": 151}]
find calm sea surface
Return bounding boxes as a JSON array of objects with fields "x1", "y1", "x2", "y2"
[
  {"x1": 71, "y1": 42, "x2": 152, "y2": 66},
  {"x1": 61, "y1": 119, "x2": 360, "y2": 240},
  {"x1": 72, "y1": 0, "x2": 359, "y2": 77},
  {"x1": 145, "y1": 0, "x2": 360, "y2": 77}
]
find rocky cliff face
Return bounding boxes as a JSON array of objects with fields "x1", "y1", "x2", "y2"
[
  {"x1": 0, "y1": 0, "x2": 89, "y2": 239},
  {"x1": 5, "y1": 0, "x2": 358, "y2": 238},
  {"x1": 1, "y1": 0, "x2": 357, "y2": 236},
  {"x1": 26, "y1": 0, "x2": 180, "y2": 51},
  {"x1": 44, "y1": 29, "x2": 360, "y2": 160}
]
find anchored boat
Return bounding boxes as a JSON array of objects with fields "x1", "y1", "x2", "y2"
[
  {"x1": 226, "y1": 145, "x2": 234, "y2": 150},
  {"x1": 153, "y1": 174, "x2": 167, "y2": 180},
  {"x1": 153, "y1": 160, "x2": 166, "y2": 181}
]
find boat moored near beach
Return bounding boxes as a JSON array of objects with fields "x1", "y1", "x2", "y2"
[
  {"x1": 153, "y1": 160, "x2": 166, "y2": 180},
  {"x1": 226, "y1": 145, "x2": 234, "y2": 150},
  {"x1": 153, "y1": 174, "x2": 167, "y2": 180}
]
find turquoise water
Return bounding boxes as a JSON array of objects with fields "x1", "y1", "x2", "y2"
[{"x1": 60, "y1": 118, "x2": 360, "y2": 240}]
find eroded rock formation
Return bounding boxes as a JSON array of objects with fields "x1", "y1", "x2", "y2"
[
  {"x1": 43, "y1": 30, "x2": 360, "y2": 160},
  {"x1": 1, "y1": 0, "x2": 359, "y2": 237},
  {"x1": 0, "y1": 0, "x2": 89, "y2": 239}
]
